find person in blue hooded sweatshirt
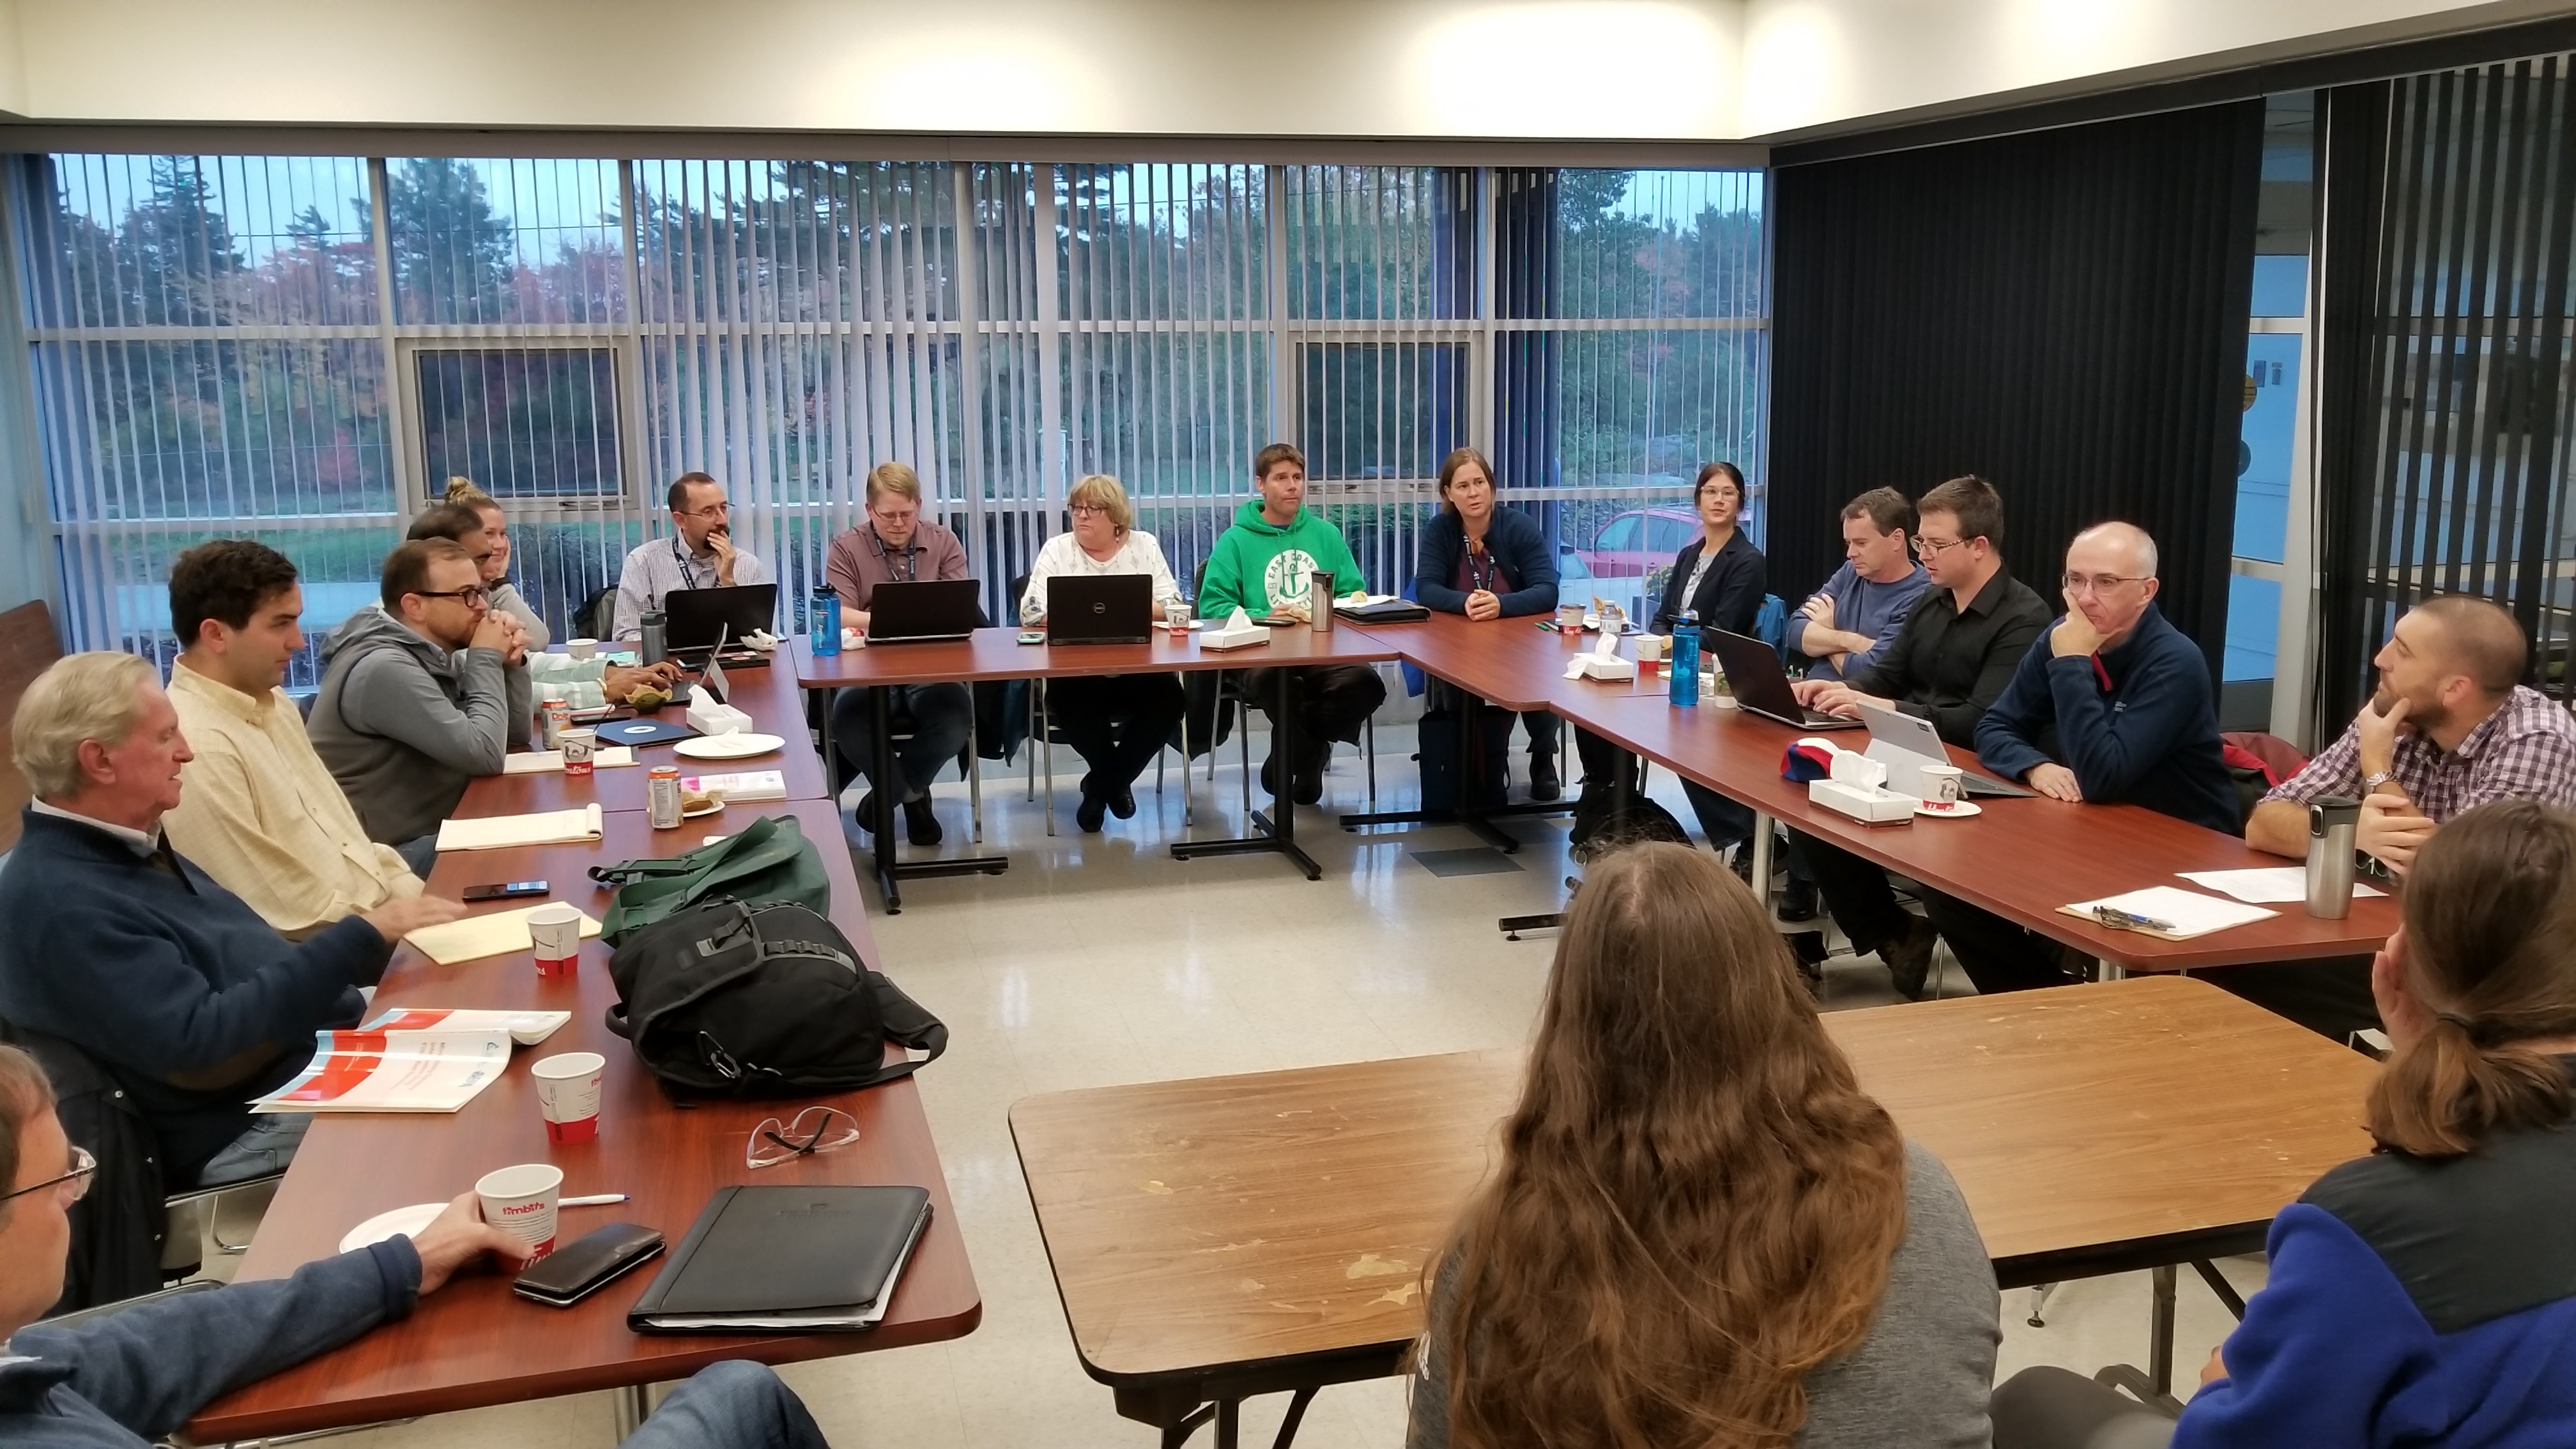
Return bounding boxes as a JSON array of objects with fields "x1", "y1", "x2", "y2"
[{"x1": 1990, "y1": 796, "x2": 2576, "y2": 1449}]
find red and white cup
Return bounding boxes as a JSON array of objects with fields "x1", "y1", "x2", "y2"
[
  {"x1": 531, "y1": 1051, "x2": 606, "y2": 1144},
  {"x1": 527, "y1": 903, "x2": 582, "y2": 978},
  {"x1": 559, "y1": 727, "x2": 598, "y2": 776},
  {"x1": 475, "y1": 1162, "x2": 564, "y2": 1257}
]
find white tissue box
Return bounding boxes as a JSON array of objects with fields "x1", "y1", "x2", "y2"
[
  {"x1": 1809, "y1": 779, "x2": 1915, "y2": 824},
  {"x1": 686, "y1": 698, "x2": 753, "y2": 737},
  {"x1": 1200, "y1": 622, "x2": 1271, "y2": 650},
  {"x1": 1570, "y1": 654, "x2": 1636, "y2": 682}
]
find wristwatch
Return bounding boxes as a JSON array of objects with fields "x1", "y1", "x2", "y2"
[{"x1": 2361, "y1": 769, "x2": 2399, "y2": 792}]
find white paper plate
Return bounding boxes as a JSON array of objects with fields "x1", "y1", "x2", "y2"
[
  {"x1": 1915, "y1": 799, "x2": 1983, "y2": 820},
  {"x1": 339, "y1": 1201, "x2": 446, "y2": 1254},
  {"x1": 673, "y1": 732, "x2": 785, "y2": 760},
  {"x1": 681, "y1": 799, "x2": 724, "y2": 818}
]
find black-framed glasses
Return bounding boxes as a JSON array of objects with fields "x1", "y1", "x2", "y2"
[
  {"x1": 747, "y1": 1107, "x2": 861, "y2": 1169},
  {"x1": 3, "y1": 1144, "x2": 95, "y2": 1206},
  {"x1": 412, "y1": 586, "x2": 491, "y2": 608},
  {"x1": 1917, "y1": 536, "x2": 1973, "y2": 556}
]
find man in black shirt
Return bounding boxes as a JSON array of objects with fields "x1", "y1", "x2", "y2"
[{"x1": 1784, "y1": 476, "x2": 2051, "y2": 998}]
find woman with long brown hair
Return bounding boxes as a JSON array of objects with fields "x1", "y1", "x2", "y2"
[
  {"x1": 1411, "y1": 841, "x2": 1998, "y2": 1449},
  {"x1": 1994, "y1": 797, "x2": 2576, "y2": 1448}
]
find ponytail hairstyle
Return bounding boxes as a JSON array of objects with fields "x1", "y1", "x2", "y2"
[
  {"x1": 443, "y1": 476, "x2": 495, "y2": 510},
  {"x1": 1433, "y1": 841, "x2": 1908, "y2": 1448},
  {"x1": 2366, "y1": 799, "x2": 2576, "y2": 1158}
]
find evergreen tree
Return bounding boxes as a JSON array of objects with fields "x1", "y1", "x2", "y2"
[{"x1": 371, "y1": 157, "x2": 515, "y2": 323}]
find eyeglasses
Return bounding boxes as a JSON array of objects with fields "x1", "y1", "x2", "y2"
[
  {"x1": 1916, "y1": 536, "x2": 1973, "y2": 556},
  {"x1": 678, "y1": 501, "x2": 732, "y2": 518},
  {"x1": 1068, "y1": 503, "x2": 1108, "y2": 518},
  {"x1": 3, "y1": 1144, "x2": 95, "y2": 1207},
  {"x1": 2061, "y1": 572, "x2": 2147, "y2": 595},
  {"x1": 747, "y1": 1106, "x2": 861, "y2": 1169},
  {"x1": 412, "y1": 586, "x2": 490, "y2": 608}
]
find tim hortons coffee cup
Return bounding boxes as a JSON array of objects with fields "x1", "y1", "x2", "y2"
[
  {"x1": 530, "y1": 1052, "x2": 606, "y2": 1144},
  {"x1": 1917, "y1": 763, "x2": 1964, "y2": 804},
  {"x1": 527, "y1": 903, "x2": 582, "y2": 978},
  {"x1": 558, "y1": 728, "x2": 597, "y2": 776},
  {"x1": 475, "y1": 1162, "x2": 564, "y2": 1257}
]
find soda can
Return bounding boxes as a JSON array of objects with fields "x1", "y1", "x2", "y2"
[
  {"x1": 540, "y1": 698, "x2": 572, "y2": 751},
  {"x1": 648, "y1": 765, "x2": 683, "y2": 830}
]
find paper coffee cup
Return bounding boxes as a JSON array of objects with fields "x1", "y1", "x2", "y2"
[
  {"x1": 1918, "y1": 763, "x2": 1965, "y2": 804},
  {"x1": 476, "y1": 1163, "x2": 564, "y2": 1257},
  {"x1": 527, "y1": 903, "x2": 582, "y2": 978},
  {"x1": 566, "y1": 638, "x2": 598, "y2": 660},
  {"x1": 530, "y1": 1051, "x2": 605, "y2": 1144},
  {"x1": 559, "y1": 728, "x2": 597, "y2": 776}
]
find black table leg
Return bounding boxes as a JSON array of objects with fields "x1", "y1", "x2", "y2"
[
  {"x1": 1172, "y1": 667, "x2": 1322, "y2": 880},
  {"x1": 1340, "y1": 689, "x2": 1568, "y2": 850},
  {"x1": 1494, "y1": 746, "x2": 1637, "y2": 938}
]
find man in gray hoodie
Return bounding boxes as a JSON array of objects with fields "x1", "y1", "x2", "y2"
[{"x1": 309, "y1": 539, "x2": 531, "y2": 872}]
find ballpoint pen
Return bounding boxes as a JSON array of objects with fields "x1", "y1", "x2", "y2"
[
  {"x1": 2092, "y1": 905, "x2": 2177, "y2": 933},
  {"x1": 561, "y1": 1193, "x2": 629, "y2": 1207}
]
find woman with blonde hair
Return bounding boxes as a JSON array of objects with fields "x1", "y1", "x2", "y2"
[
  {"x1": 1018, "y1": 474, "x2": 1184, "y2": 832},
  {"x1": 1994, "y1": 797, "x2": 2576, "y2": 1448},
  {"x1": 1411, "y1": 841, "x2": 1997, "y2": 1449},
  {"x1": 442, "y1": 478, "x2": 548, "y2": 648}
]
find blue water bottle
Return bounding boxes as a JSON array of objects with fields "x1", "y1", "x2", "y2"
[
  {"x1": 810, "y1": 585, "x2": 841, "y2": 656},
  {"x1": 1669, "y1": 610, "x2": 1701, "y2": 707}
]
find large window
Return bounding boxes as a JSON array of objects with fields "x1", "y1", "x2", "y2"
[{"x1": 13, "y1": 154, "x2": 1765, "y2": 666}]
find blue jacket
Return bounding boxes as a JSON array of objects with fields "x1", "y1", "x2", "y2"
[
  {"x1": 1974, "y1": 605, "x2": 2239, "y2": 835},
  {"x1": 1795, "y1": 560, "x2": 1931, "y2": 682},
  {"x1": 0, "y1": 1238, "x2": 420, "y2": 1448},
  {"x1": 2175, "y1": 1083, "x2": 2576, "y2": 1448},
  {"x1": 1413, "y1": 507, "x2": 1559, "y2": 617},
  {"x1": 0, "y1": 808, "x2": 385, "y2": 1181}
]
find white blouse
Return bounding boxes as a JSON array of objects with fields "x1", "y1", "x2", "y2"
[{"x1": 1018, "y1": 529, "x2": 1184, "y2": 624}]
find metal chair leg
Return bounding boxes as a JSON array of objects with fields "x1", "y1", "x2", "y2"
[
  {"x1": 968, "y1": 719, "x2": 984, "y2": 844},
  {"x1": 1180, "y1": 712, "x2": 1194, "y2": 826},
  {"x1": 1026, "y1": 686, "x2": 1039, "y2": 802},
  {"x1": 1365, "y1": 712, "x2": 1377, "y2": 805},
  {"x1": 1040, "y1": 680, "x2": 1056, "y2": 837}
]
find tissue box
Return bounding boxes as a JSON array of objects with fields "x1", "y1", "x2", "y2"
[
  {"x1": 1200, "y1": 621, "x2": 1271, "y2": 650},
  {"x1": 1809, "y1": 778, "x2": 1915, "y2": 824},
  {"x1": 1570, "y1": 654, "x2": 1637, "y2": 682},
  {"x1": 686, "y1": 697, "x2": 753, "y2": 737}
]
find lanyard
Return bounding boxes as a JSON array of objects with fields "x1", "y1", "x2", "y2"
[
  {"x1": 670, "y1": 535, "x2": 716, "y2": 591},
  {"x1": 870, "y1": 529, "x2": 920, "y2": 583},
  {"x1": 1464, "y1": 543, "x2": 1499, "y2": 594}
]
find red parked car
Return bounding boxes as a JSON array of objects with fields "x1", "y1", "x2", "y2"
[{"x1": 1575, "y1": 507, "x2": 1700, "y2": 579}]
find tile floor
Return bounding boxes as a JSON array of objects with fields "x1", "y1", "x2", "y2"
[{"x1": 279, "y1": 717, "x2": 2253, "y2": 1449}]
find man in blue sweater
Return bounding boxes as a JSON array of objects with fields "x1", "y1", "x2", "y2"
[
  {"x1": 1791, "y1": 487, "x2": 1930, "y2": 683},
  {"x1": 0, "y1": 1045, "x2": 830, "y2": 1449},
  {"x1": 0, "y1": 653, "x2": 461, "y2": 1187},
  {"x1": 1923, "y1": 523, "x2": 2236, "y2": 994}
]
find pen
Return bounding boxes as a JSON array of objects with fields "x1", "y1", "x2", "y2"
[
  {"x1": 561, "y1": 1193, "x2": 629, "y2": 1207},
  {"x1": 2092, "y1": 906, "x2": 2177, "y2": 933}
]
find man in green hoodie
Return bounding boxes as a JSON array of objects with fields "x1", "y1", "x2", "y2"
[{"x1": 1200, "y1": 443, "x2": 1387, "y2": 804}]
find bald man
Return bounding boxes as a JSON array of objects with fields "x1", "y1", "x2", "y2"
[{"x1": 1924, "y1": 523, "x2": 2237, "y2": 995}]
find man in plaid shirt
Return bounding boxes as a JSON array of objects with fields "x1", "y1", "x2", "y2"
[{"x1": 2223, "y1": 595, "x2": 2576, "y2": 1038}]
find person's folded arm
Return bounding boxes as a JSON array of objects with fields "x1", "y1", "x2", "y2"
[
  {"x1": 1841, "y1": 587, "x2": 1921, "y2": 680},
  {"x1": 2045, "y1": 647, "x2": 2209, "y2": 801},
  {"x1": 12, "y1": 1238, "x2": 420, "y2": 1440},
  {"x1": 1972, "y1": 641, "x2": 2056, "y2": 783},
  {"x1": 1413, "y1": 524, "x2": 1469, "y2": 613},
  {"x1": 339, "y1": 650, "x2": 512, "y2": 776},
  {"x1": 1494, "y1": 513, "x2": 1560, "y2": 617}
]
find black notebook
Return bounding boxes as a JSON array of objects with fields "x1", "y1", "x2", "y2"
[{"x1": 627, "y1": 1184, "x2": 932, "y2": 1334}]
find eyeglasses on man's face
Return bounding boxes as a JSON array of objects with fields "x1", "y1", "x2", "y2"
[
  {"x1": 2061, "y1": 572, "x2": 2147, "y2": 595},
  {"x1": 678, "y1": 500, "x2": 732, "y2": 519},
  {"x1": 1916, "y1": 535, "x2": 1973, "y2": 556},
  {"x1": 412, "y1": 585, "x2": 491, "y2": 610},
  {"x1": 2, "y1": 1144, "x2": 95, "y2": 1208}
]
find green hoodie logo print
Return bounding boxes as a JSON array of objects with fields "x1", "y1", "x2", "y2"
[{"x1": 1262, "y1": 549, "x2": 1322, "y2": 611}]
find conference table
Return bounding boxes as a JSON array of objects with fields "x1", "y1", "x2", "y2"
[
  {"x1": 792, "y1": 627, "x2": 1403, "y2": 904},
  {"x1": 1013, "y1": 975, "x2": 2378, "y2": 1448},
  {"x1": 190, "y1": 798, "x2": 980, "y2": 1433},
  {"x1": 1353, "y1": 611, "x2": 2402, "y2": 973}
]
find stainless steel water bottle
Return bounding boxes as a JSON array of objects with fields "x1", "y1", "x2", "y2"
[
  {"x1": 1310, "y1": 569, "x2": 1335, "y2": 632},
  {"x1": 640, "y1": 609, "x2": 668, "y2": 666},
  {"x1": 2306, "y1": 795, "x2": 2362, "y2": 918}
]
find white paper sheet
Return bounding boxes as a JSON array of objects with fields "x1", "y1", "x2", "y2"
[
  {"x1": 2059, "y1": 885, "x2": 2277, "y2": 940},
  {"x1": 434, "y1": 803, "x2": 606, "y2": 852}
]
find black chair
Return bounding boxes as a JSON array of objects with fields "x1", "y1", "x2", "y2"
[
  {"x1": 1186, "y1": 562, "x2": 1377, "y2": 815},
  {"x1": 574, "y1": 585, "x2": 618, "y2": 643},
  {"x1": 1013, "y1": 572, "x2": 1192, "y2": 835}
]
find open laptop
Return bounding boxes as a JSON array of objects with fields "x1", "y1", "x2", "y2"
[
  {"x1": 866, "y1": 578, "x2": 982, "y2": 642},
  {"x1": 1704, "y1": 629, "x2": 1864, "y2": 731},
  {"x1": 665, "y1": 584, "x2": 776, "y2": 659},
  {"x1": 1855, "y1": 700, "x2": 2035, "y2": 799},
  {"x1": 1044, "y1": 574, "x2": 1154, "y2": 644}
]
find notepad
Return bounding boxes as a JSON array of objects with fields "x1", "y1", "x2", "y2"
[
  {"x1": 502, "y1": 746, "x2": 636, "y2": 774},
  {"x1": 2176, "y1": 868, "x2": 2386, "y2": 905},
  {"x1": 434, "y1": 803, "x2": 606, "y2": 852},
  {"x1": 2058, "y1": 885, "x2": 2277, "y2": 940},
  {"x1": 401, "y1": 905, "x2": 604, "y2": 966}
]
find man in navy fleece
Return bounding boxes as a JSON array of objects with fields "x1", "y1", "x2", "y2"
[{"x1": 1920, "y1": 523, "x2": 2235, "y2": 994}]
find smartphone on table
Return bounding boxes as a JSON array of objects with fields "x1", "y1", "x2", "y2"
[{"x1": 461, "y1": 880, "x2": 549, "y2": 902}]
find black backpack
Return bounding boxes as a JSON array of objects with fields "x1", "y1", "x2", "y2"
[
  {"x1": 605, "y1": 898, "x2": 946, "y2": 1098},
  {"x1": 1567, "y1": 781, "x2": 1691, "y2": 862}
]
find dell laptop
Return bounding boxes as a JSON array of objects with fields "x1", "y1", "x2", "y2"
[
  {"x1": 866, "y1": 578, "x2": 983, "y2": 642},
  {"x1": 1044, "y1": 574, "x2": 1154, "y2": 644},
  {"x1": 1855, "y1": 700, "x2": 2035, "y2": 799},
  {"x1": 665, "y1": 584, "x2": 776, "y2": 658},
  {"x1": 1703, "y1": 629, "x2": 1865, "y2": 732}
]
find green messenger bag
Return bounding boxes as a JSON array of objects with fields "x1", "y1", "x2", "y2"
[{"x1": 588, "y1": 812, "x2": 834, "y2": 946}]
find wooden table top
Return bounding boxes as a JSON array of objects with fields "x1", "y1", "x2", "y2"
[
  {"x1": 790, "y1": 627, "x2": 1401, "y2": 690},
  {"x1": 191, "y1": 798, "x2": 981, "y2": 1441},
  {"x1": 460, "y1": 659, "x2": 828, "y2": 818},
  {"x1": 1010, "y1": 975, "x2": 2375, "y2": 1389},
  {"x1": 1354, "y1": 612, "x2": 2400, "y2": 971}
]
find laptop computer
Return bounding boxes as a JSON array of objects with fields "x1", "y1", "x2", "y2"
[
  {"x1": 665, "y1": 584, "x2": 776, "y2": 658},
  {"x1": 866, "y1": 578, "x2": 982, "y2": 642},
  {"x1": 1855, "y1": 701, "x2": 2035, "y2": 799},
  {"x1": 1703, "y1": 629, "x2": 1865, "y2": 732},
  {"x1": 1044, "y1": 574, "x2": 1154, "y2": 644}
]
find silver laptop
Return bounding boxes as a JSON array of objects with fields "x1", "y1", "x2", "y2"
[{"x1": 1855, "y1": 701, "x2": 2035, "y2": 799}]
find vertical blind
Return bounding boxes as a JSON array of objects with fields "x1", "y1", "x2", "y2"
[
  {"x1": 12, "y1": 155, "x2": 1767, "y2": 670},
  {"x1": 2317, "y1": 58, "x2": 2576, "y2": 726}
]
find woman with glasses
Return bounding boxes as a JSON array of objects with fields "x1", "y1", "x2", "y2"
[
  {"x1": 1412, "y1": 447, "x2": 1564, "y2": 802},
  {"x1": 442, "y1": 477, "x2": 548, "y2": 648},
  {"x1": 1018, "y1": 474, "x2": 1186, "y2": 832},
  {"x1": 1994, "y1": 799, "x2": 2576, "y2": 1448},
  {"x1": 1409, "y1": 842, "x2": 1998, "y2": 1449}
]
